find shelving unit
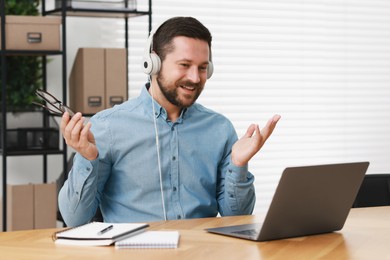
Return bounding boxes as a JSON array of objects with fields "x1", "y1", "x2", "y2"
[
  {"x1": 0, "y1": 0, "x2": 66, "y2": 231},
  {"x1": 0, "y1": 0, "x2": 152, "y2": 231}
]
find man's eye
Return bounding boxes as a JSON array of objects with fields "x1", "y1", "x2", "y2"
[
  {"x1": 199, "y1": 66, "x2": 207, "y2": 71},
  {"x1": 180, "y1": 63, "x2": 190, "y2": 67}
]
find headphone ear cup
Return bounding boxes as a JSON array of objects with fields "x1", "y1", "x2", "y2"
[
  {"x1": 207, "y1": 61, "x2": 214, "y2": 79},
  {"x1": 143, "y1": 53, "x2": 161, "y2": 75},
  {"x1": 142, "y1": 55, "x2": 153, "y2": 75},
  {"x1": 149, "y1": 53, "x2": 161, "y2": 75}
]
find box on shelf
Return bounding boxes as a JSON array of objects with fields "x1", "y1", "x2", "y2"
[
  {"x1": 34, "y1": 183, "x2": 57, "y2": 229},
  {"x1": 105, "y1": 48, "x2": 127, "y2": 108},
  {"x1": 55, "y1": 0, "x2": 137, "y2": 10},
  {"x1": 0, "y1": 15, "x2": 61, "y2": 51},
  {"x1": 69, "y1": 48, "x2": 127, "y2": 114},
  {"x1": 7, "y1": 184, "x2": 34, "y2": 231},
  {"x1": 7, "y1": 183, "x2": 57, "y2": 231},
  {"x1": 0, "y1": 128, "x2": 60, "y2": 151}
]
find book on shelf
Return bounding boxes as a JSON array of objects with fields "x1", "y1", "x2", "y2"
[{"x1": 52, "y1": 222, "x2": 149, "y2": 246}]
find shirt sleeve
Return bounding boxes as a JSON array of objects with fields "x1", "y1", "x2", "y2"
[
  {"x1": 58, "y1": 155, "x2": 101, "y2": 227},
  {"x1": 58, "y1": 115, "x2": 112, "y2": 227},
  {"x1": 215, "y1": 118, "x2": 256, "y2": 216},
  {"x1": 217, "y1": 160, "x2": 256, "y2": 216}
]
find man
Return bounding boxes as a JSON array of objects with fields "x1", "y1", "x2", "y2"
[{"x1": 59, "y1": 16, "x2": 280, "y2": 227}]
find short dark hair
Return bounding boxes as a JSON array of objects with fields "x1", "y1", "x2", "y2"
[{"x1": 152, "y1": 17, "x2": 212, "y2": 61}]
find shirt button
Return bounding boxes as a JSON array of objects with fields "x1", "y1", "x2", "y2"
[
  {"x1": 171, "y1": 127, "x2": 174, "y2": 131},
  {"x1": 177, "y1": 215, "x2": 182, "y2": 219},
  {"x1": 172, "y1": 156, "x2": 176, "y2": 161},
  {"x1": 173, "y1": 187, "x2": 177, "y2": 191}
]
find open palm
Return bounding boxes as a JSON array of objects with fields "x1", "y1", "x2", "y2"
[{"x1": 231, "y1": 114, "x2": 281, "y2": 167}]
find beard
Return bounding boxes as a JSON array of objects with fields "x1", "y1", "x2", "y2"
[{"x1": 156, "y1": 73, "x2": 204, "y2": 109}]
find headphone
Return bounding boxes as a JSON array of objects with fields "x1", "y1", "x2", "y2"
[{"x1": 142, "y1": 26, "x2": 214, "y2": 79}]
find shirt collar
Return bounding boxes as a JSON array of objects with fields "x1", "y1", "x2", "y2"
[{"x1": 141, "y1": 83, "x2": 188, "y2": 123}]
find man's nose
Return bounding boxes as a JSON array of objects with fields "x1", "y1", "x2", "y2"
[{"x1": 187, "y1": 66, "x2": 201, "y2": 83}]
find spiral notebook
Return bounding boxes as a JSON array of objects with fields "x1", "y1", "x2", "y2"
[
  {"x1": 115, "y1": 231, "x2": 180, "y2": 249},
  {"x1": 53, "y1": 222, "x2": 149, "y2": 246}
]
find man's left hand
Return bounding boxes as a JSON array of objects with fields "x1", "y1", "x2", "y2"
[{"x1": 231, "y1": 114, "x2": 281, "y2": 167}]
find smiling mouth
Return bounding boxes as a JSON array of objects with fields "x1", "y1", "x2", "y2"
[{"x1": 180, "y1": 85, "x2": 196, "y2": 91}]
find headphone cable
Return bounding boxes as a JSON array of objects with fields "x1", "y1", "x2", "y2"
[{"x1": 150, "y1": 78, "x2": 168, "y2": 221}]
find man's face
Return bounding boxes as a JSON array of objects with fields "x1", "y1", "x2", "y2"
[{"x1": 156, "y1": 36, "x2": 210, "y2": 109}]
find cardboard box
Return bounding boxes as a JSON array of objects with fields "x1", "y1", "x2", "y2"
[
  {"x1": 7, "y1": 184, "x2": 34, "y2": 231},
  {"x1": 34, "y1": 183, "x2": 57, "y2": 229},
  {"x1": 7, "y1": 183, "x2": 57, "y2": 231},
  {"x1": 70, "y1": 48, "x2": 105, "y2": 114},
  {"x1": 0, "y1": 15, "x2": 61, "y2": 51},
  {"x1": 69, "y1": 48, "x2": 127, "y2": 114},
  {"x1": 105, "y1": 48, "x2": 127, "y2": 108}
]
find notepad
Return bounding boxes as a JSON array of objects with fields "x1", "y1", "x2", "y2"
[
  {"x1": 115, "y1": 231, "x2": 180, "y2": 249},
  {"x1": 53, "y1": 222, "x2": 149, "y2": 246}
]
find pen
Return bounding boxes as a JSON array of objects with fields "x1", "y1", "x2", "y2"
[{"x1": 97, "y1": 225, "x2": 113, "y2": 235}]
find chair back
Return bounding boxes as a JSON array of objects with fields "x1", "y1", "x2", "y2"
[{"x1": 353, "y1": 174, "x2": 390, "y2": 207}]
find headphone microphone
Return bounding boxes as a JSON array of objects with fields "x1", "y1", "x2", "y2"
[{"x1": 142, "y1": 27, "x2": 214, "y2": 79}]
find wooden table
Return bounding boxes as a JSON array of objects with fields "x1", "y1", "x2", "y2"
[{"x1": 0, "y1": 206, "x2": 389, "y2": 259}]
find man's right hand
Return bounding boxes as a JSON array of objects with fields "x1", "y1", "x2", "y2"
[{"x1": 60, "y1": 112, "x2": 98, "y2": 161}]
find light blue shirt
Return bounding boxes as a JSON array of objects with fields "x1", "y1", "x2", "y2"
[{"x1": 59, "y1": 84, "x2": 255, "y2": 227}]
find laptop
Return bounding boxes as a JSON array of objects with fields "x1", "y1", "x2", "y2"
[{"x1": 206, "y1": 161, "x2": 369, "y2": 241}]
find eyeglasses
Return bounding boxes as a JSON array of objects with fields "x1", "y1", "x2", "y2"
[{"x1": 32, "y1": 89, "x2": 75, "y2": 117}]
